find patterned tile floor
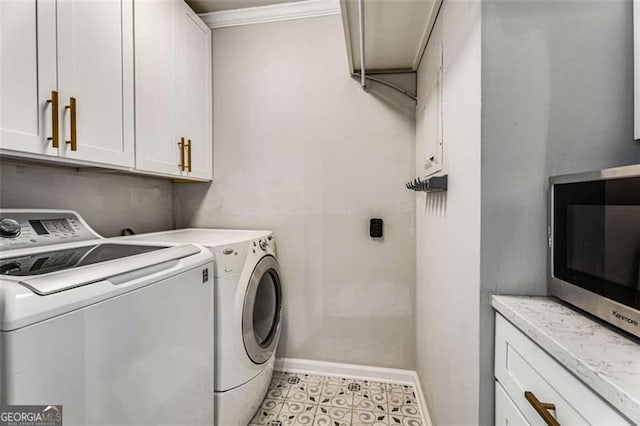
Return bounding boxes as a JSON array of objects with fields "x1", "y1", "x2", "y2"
[{"x1": 250, "y1": 371, "x2": 424, "y2": 426}]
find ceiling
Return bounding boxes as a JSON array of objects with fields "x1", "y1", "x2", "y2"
[{"x1": 186, "y1": 0, "x2": 307, "y2": 13}]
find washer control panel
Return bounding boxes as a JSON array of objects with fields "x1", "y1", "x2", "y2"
[
  {"x1": 0, "y1": 211, "x2": 100, "y2": 251},
  {"x1": 251, "y1": 235, "x2": 275, "y2": 254}
]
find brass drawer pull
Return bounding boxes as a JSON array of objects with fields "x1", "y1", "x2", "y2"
[
  {"x1": 186, "y1": 138, "x2": 192, "y2": 172},
  {"x1": 525, "y1": 391, "x2": 560, "y2": 426},
  {"x1": 65, "y1": 97, "x2": 77, "y2": 151},
  {"x1": 46, "y1": 90, "x2": 59, "y2": 148},
  {"x1": 178, "y1": 137, "x2": 185, "y2": 171}
]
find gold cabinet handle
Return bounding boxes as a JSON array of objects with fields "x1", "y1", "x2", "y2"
[
  {"x1": 525, "y1": 391, "x2": 559, "y2": 426},
  {"x1": 46, "y1": 90, "x2": 59, "y2": 148},
  {"x1": 178, "y1": 137, "x2": 185, "y2": 171},
  {"x1": 186, "y1": 138, "x2": 192, "y2": 172},
  {"x1": 64, "y1": 97, "x2": 77, "y2": 151}
]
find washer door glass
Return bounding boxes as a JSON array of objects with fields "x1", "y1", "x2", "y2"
[
  {"x1": 253, "y1": 271, "x2": 278, "y2": 345},
  {"x1": 243, "y1": 256, "x2": 283, "y2": 364}
]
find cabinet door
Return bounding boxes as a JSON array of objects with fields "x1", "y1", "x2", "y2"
[
  {"x1": 57, "y1": 0, "x2": 134, "y2": 167},
  {"x1": 0, "y1": 0, "x2": 58, "y2": 156},
  {"x1": 134, "y1": 0, "x2": 182, "y2": 177},
  {"x1": 495, "y1": 381, "x2": 529, "y2": 426},
  {"x1": 176, "y1": 2, "x2": 212, "y2": 180},
  {"x1": 495, "y1": 314, "x2": 632, "y2": 425}
]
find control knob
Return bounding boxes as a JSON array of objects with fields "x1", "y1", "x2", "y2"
[
  {"x1": 259, "y1": 239, "x2": 268, "y2": 251},
  {"x1": 0, "y1": 218, "x2": 21, "y2": 238}
]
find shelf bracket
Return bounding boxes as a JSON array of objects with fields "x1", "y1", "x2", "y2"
[{"x1": 351, "y1": 73, "x2": 417, "y2": 102}]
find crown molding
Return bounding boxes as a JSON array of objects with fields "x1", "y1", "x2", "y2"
[{"x1": 199, "y1": 0, "x2": 340, "y2": 29}]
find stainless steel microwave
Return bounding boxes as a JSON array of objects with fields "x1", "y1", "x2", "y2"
[{"x1": 549, "y1": 164, "x2": 640, "y2": 338}]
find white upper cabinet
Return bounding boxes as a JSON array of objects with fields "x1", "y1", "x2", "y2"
[
  {"x1": 175, "y1": 1, "x2": 212, "y2": 180},
  {"x1": 1, "y1": 0, "x2": 134, "y2": 167},
  {"x1": 0, "y1": 0, "x2": 58, "y2": 156},
  {"x1": 57, "y1": 0, "x2": 134, "y2": 167},
  {"x1": 2, "y1": 0, "x2": 210, "y2": 180},
  {"x1": 135, "y1": 0, "x2": 212, "y2": 180},
  {"x1": 135, "y1": 0, "x2": 180, "y2": 176}
]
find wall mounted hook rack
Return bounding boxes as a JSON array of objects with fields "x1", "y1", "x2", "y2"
[{"x1": 406, "y1": 174, "x2": 448, "y2": 192}]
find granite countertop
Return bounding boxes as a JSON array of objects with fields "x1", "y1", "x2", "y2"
[{"x1": 492, "y1": 295, "x2": 640, "y2": 424}]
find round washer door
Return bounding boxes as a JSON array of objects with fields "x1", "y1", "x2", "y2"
[{"x1": 242, "y1": 255, "x2": 283, "y2": 364}]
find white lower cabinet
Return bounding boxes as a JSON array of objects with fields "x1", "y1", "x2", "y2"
[{"x1": 494, "y1": 314, "x2": 630, "y2": 425}]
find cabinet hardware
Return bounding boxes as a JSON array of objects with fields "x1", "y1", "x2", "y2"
[
  {"x1": 186, "y1": 139, "x2": 192, "y2": 172},
  {"x1": 524, "y1": 391, "x2": 560, "y2": 426},
  {"x1": 178, "y1": 137, "x2": 185, "y2": 171},
  {"x1": 64, "y1": 97, "x2": 77, "y2": 151},
  {"x1": 46, "y1": 90, "x2": 59, "y2": 148}
]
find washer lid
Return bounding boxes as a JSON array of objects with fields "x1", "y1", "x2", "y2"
[
  {"x1": 118, "y1": 228, "x2": 272, "y2": 246},
  {"x1": 1, "y1": 243, "x2": 199, "y2": 295}
]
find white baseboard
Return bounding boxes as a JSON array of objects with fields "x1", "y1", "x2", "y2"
[{"x1": 275, "y1": 358, "x2": 432, "y2": 426}]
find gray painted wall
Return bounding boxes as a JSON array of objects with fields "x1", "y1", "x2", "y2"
[
  {"x1": 0, "y1": 160, "x2": 174, "y2": 237},
  {"x1": 414, "y1": 1, "x2": 482, "y2": 424},
  {"x1": 173, "y1": 15, "x2": 417, "y2": 369},
  {"x1": 480, "y1": 0, "x2": 640, "y2": 424}
]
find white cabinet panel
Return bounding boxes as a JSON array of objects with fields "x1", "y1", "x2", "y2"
[
  {"x1": 2, "y1": 0, "x2": 209, "y2": 180},
  {"x1": 135, "y1": 0, "x2": 211, "y2": 180},
  {"x1": 57, "y1": 0, "x2": 134, "y2": 167},
  {"x1": 176, "y1": 2, "x2": 212, "y2": 180},
  {"x1": 495, "y1": 314, "x2": 631, "y2": 425},
  {"x1": 0, "y1": 0, "x2": 57, "y2": 156},
  {"x1": 134, "y1": 0, "x2": 181, "y2": 176},
  {"x1": 495, "y1": 381, "x2": 529, "y2": 426}
]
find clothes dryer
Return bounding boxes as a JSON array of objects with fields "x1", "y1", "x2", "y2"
[{"x1": 121, "y1": 229, "x2": 283, "y2": 425}]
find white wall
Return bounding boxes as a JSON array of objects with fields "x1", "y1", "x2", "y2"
[
  {"x1": 414, "y1": 1, "x2": 482, "y2": 424},
  {"x1": 173, "y1": 15, "x2": 417, "y2": 368},
  {"x1": 416, "y1": 1, "x2": 640, "y2": 423},
  {"x1": 479, "y1": 1, "x2": 640, "y2": 423},
  {"x1": 0, "y1": 160, "x2": 174, "y2": 236}
]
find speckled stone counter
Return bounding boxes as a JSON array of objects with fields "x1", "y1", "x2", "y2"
[{"x1": 492, "y1": 295, "x2": 640, "y2": 424}]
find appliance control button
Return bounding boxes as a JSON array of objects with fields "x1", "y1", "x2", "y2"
[
  {"x1": 0, "y1": 218, "x2": 21, "y2": 238},
  {"x1": 259, "y1": 240, "x2": 268, "y2": 251}
]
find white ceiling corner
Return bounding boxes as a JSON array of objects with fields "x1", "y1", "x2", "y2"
[{"x1": 197, "y1": 0, "x2": 341, "y2": 29}]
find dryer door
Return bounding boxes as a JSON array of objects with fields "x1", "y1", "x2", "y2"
[{"x1": 242, "y1": 255, "x2": 283, "y2": 364}]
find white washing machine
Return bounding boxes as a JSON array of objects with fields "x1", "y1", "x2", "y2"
[
  {"x1": 0, "y1": 210, "x2": 215, "y2": 424},
  {"x1": 120, "y1": 228, "x2": 283, "y2": 426}
]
